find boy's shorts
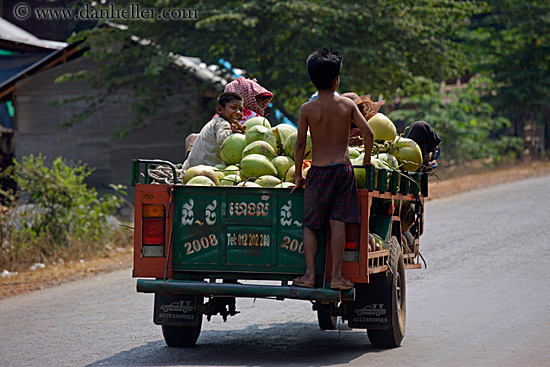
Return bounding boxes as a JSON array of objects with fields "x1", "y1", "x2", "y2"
[{"x1": 303, "y1": 162, "x2": 360, "y2": 230}]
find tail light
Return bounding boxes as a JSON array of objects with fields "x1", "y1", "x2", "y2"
[{"x1": 142, "y1": 204, "x2": 165, "y2": 257}]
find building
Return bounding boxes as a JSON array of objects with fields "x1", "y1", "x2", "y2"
[{"x1": 0, "y1": 19, "x2": 227, "y2": 195}]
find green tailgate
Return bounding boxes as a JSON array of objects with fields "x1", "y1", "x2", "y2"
[{"x1": 171, "y1": 186, "x2": 325, "y2": 275}]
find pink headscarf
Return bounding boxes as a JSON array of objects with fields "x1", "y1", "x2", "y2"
[{"x1": 224, "y1": 77, "x2": 273, "y2": 116}]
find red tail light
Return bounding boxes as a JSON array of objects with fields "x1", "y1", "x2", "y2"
[
  {"x1": 345, "y1": 241, "x2": 359, "y2": 250},
  {"x1": 143, "y1": 219, "x2": 164, "y2": 245}
]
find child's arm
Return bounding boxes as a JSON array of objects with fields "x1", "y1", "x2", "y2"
[
  {"x1": 215, "y1": 119, "x2": 234, "y2": 147},
  {"x1": 291, "y1": 105, "x2": 309, "y2": 193},
  {"x1": 351, "y1": 103, "x2": 374, "y2": 165}
]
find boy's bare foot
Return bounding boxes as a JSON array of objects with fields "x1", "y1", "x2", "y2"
[{"x1": 292, "y1": 276, "x2": 315, "y2": 288}]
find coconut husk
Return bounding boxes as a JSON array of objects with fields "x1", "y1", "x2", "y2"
[{"x1": 354, "y1": 94, "x2": 385, "y2": 121}]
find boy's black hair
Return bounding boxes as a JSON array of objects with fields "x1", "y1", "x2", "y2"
[
  {"x1": 217, "y1": 92, "x2": 243, "y2": 107},
  {"x1": 306, "y1": 48, "x2": 343, "y2": 90}
]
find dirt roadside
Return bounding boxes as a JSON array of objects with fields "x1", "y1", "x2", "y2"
[{"x1": 1, "y1": 160, "x2": 549, "y2": 300}]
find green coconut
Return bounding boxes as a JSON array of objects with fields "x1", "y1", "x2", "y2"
[
  {"x1": 237, "y1": 181, "x2": 262, "y2": 187},
  {"x1": 390, "y1": 137, "x2": 423, "y2": 171},
  {"x1": 244, "y1": 116, "x2": 271, "y2": 130},
  {"x1": 183, "y1": 165, "x2": 220, "y2": 185},
  {"x1": 272, "y1": 124, "x2": 297, "y2": 146},
  {"x1": 245, "y1": 125, "x2": 270, "y2": 146},
  {"x1": 275, "y1": 182, "x2": 296, "y2": 188},
  {"x1": 222, "y1": 165, "x2": 240, "y2": 176},
  {"x1": 283, "y1": 132, "x2": 312, "y2": 160},
  {"x1": 255, "y1": 175, "x2": 281, "y2": 188},
  {"x1": 349, "y1": 147, "x2": 360, "y2": 159},
  {"x1": 263, "y1": 128, "x2": 279, "y2": 153},
  {"x1": 186, "y1": 175, "x2": 216, "y2": 186},
  {"x1": 378, "y1": 153, "x2": 399, "y2": 170},
  {"x1": 214, "y1": 164, "x2": 227, "y2": 171},
  {"x1": 242, "y1": 140, "x2": 276, "y2": 160},
  {"x1": 367, "y1": 113, "x2": 397, "y2": 142},
  {"x1": 354, "y1": 166, "x2": 367, "y2": 189},
  {"x1": 271, "y1": 156, "x2": 294, "y2": 179},
  {"x1": 220, "y1": 174, "x2": 241, "y2": 186},
  {"x1": 220, "y1": 133, "x2": 246, "y2": 165},
  {"x1": 239, "y1": 154, "x2": 278, "y2": 180}
]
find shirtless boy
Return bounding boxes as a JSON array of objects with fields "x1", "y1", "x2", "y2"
[{"x1": 291, "y1": 48, "x2": 374, "y2": 290}]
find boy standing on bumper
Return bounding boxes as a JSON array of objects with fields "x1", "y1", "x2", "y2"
[{"x1": 291, "y1": 48, "x2": 374, "y2": 290}]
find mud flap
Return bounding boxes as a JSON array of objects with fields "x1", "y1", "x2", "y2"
[
  {"x1": 154, "y1": 293, "x2": 202, "y2": 326},
  {"x1": 347, "y1": 282, "x2": 391, "y2": 329}
]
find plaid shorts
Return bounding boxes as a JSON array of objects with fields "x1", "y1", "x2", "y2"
[{"x1": 303, "y1": 162, "x2": 360, "y2": 230}]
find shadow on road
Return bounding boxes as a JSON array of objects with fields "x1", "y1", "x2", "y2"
[{"x1": 86, "y1": 321, "x2": 385, "y2": 366}]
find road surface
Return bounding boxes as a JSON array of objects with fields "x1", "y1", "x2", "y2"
[{"x1": 1, "y1": 175, "x2": 549, "y2": 367}]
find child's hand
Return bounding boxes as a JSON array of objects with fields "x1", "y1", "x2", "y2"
[{"x1": 231, "y1": 122, "x2": 246, "y2": 134}]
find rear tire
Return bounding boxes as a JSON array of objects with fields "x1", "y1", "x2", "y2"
[
  {"x1": 317, "y1": 305, "x2": 338, "y2": 330},
  {"x1": 367, "y1": 236, "x2": 406, "y2": 347},
  {"x1": 161, "y1": 316, "x2": 202, "y2": 347}
]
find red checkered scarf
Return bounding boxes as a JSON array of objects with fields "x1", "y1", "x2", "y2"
[{"x1": 224, "y1": 77, "x2": 273, "y2": 116}]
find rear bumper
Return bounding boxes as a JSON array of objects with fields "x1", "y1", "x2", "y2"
[{"x1": 137, "y1": 279, "x2": 355, "y2": 302}]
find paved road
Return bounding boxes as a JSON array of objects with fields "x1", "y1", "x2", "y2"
[{"x1": 1, "y1": 176, "x2": 550, "y2": 367}]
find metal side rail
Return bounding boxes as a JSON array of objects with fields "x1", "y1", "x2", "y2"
[{"x1": 137, "y1": 279, "x2": 355, "y2": 302}]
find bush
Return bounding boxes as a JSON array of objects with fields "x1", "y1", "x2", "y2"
[
  {"x1": 0, "y1": 154, "x2": 126, "y2": 270},
  {"x1": 389, "y1": 76, "x2": 523, "y2": 166}
]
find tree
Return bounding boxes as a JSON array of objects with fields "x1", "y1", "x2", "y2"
[
  {"x1": 465, "y1": 0, "x2": 550, "y2": 157},
  {"x1": 65, "y1": 0, "x2": 481, "y2": 130}
]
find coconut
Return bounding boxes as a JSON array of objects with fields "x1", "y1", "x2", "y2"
[
  {"x1": 239, "y1": 154, "x2": 278, "y2": 180},
  {"x1": 255, "y1": 175, "x2": 281, "y2": 188},
  {"x1": 242, "y1": 140, "x2": 276, "y2": 160},
  {"x1": 183, "y1": 165, "x2": 220, "y2": 185},
  {"x1": 222, "y1": 165, "x2": 240, "y2": 176},
  {"x1": 275, "y1": 182, "x2": 296, "y2": 188},
  {"x1": 367, "y1": 113, "x2": 397, "y2": 142},
  {"x1": 214, "y1": 164, "x2": 227, "y2": 171},
  {"x1": 285, "y1": 165, "x2": 296, "y2": 183},
  {"x1": 354, "y1": 167, "x2": 367, "y2": 189},
  {"x1": 263, "y1": 128, "x2": 278, "y2": 153},
  {"x1": 390, "y1": 138, "x2": 423, "y2": 171},
  {"x1": 245, "y1": 125, "x2": 270, "y2": 146},
  {"x1": 272, "y1": 124, "x2": 297, "y2": 146},
  {"x1": 220, "y1": 174, "x2": 241, "y2": 186},
  {"x1": 271, "y1": 156, "x2": 294, "y2": 179},
  {"x1": 220, "y1": 133, "x2": 246, "y2": 165},
  {"x1": 378, "y1": 153, "x2": 399, "y2": 170},
  {"x1": 186, "y1": 176, "x2": 216, "y2": 186},
  {"x1": 349, "y1": 147, "x2": 360, "y2": 159},
  {"x1": 283, "y1": 132, "x2": 312, "y2": 160},
  {"x1": 244, "y1": 116, "x2": 271, "y2": 130},
  {"x1": 237, "y1": 181, "x2": 262, "y2": 187}
]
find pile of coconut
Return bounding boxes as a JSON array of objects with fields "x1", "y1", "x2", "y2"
[{"x1": 183, "y1": 113, "x2": 423, "y2": 188}]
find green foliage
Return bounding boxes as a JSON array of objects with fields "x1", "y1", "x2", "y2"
[
  {"x1": 464, "y1": 0, "x2": 550, "y2": 149},
  {"x1": 62, "y1": 0, "x2": 482, "y2": 128},
  {"x1": 389, "y1": 76, "x2": 523, "y2": 164},
  {"x1": 0, "y1": 155, "x2": 125, "y2": 268}
]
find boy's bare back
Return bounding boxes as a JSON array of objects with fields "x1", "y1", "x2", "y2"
[{"x1": 299, "y1": 91, "x2": 371, "y2": 167}]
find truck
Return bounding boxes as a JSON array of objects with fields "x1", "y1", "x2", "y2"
[{"x1": 131, "y1": 158, "x2": 428, "y2": 348}]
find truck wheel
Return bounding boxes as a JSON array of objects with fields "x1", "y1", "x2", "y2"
[
  {"x1": 367, "y1": 236, "x2": 406, "y2": 347},
  {"x1": 161, "y1": 317, "x2": 202, "y2": 347},
  {"x1": 317, "y1": 305, "x2": 338, "y2": 330}
]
